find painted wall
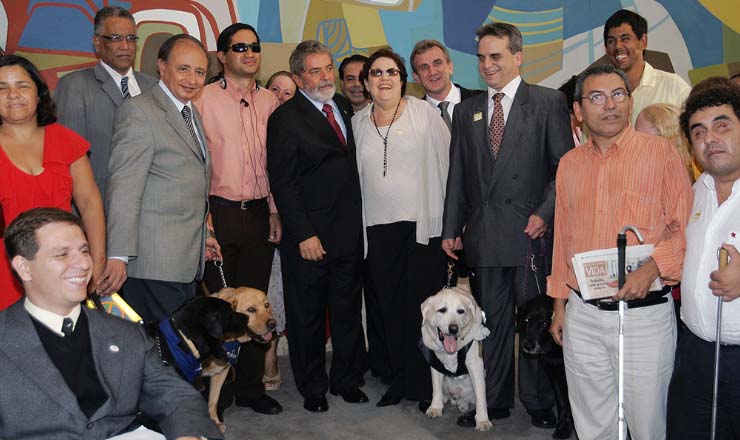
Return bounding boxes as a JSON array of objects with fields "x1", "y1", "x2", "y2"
[{"x1": 2, "y1": 0, "x2": 739, "y2": 93}]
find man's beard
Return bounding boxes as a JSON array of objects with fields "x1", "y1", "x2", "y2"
[{"x1": 303, "y1": 81, "x2": 336, "y2": 103}]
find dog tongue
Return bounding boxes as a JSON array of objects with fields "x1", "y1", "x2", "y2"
[
  {"x1": 262, "y1": 332, "x2": 274, "y2": 342},
  {"x1": 443, "y1": 335, "x2": 457, "y2": 353}
]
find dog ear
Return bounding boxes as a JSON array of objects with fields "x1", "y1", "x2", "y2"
[{"x1": 420, "y1": 297, "x2": 434, "y2": 325}]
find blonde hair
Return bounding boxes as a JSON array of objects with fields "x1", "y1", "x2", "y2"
[{"x1": 638, "y1": 103, "x2": 697, "y2": 181}]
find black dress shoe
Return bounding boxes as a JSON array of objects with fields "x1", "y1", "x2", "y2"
[
  {"x1": 304, "y1": 396, "x2": 329, "y2": 412},
  {"x1": 417, "y1": 400, "x2": 432, "y2": 413},
  {"x1": 528, "y1": 408, "x2": 557, "y2": 429},
  {"x1": 330, "y1": 387, "x2": 369, "y2": 403},
  {"x1": 235, "y1": 394, "x2": 283, "y2": 415},
  {"x1": 457, "y1": 407, "x2": 510, "y2": 428}
]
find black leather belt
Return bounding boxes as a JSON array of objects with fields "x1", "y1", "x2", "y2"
[
  {"x1": 575, "y1": 285, "x2": 671, "y2": 311},
  {"x1": 210, "y1": 196, "x2": 267, "y2": 210}
]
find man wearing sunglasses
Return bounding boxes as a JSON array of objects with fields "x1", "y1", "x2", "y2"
[
  {"x1": 193, "y1": 23, "x2": 283, "y2": 418},
  {"x1": 55, "y1": 6, "x2": 156, "y2": 296},
  {"x1": 548, "y1": 64, "x2": 692, "y2": 439}
]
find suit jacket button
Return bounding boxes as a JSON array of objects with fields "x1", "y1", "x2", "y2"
[
  {"x1": 505, "y1": 199, "x2": 511, "y2": 205},
  {"x1": 86, "y1": 422, "x2": 94, "y2": 430},
  {"x1": 512, "y1": 174, "x2": 518, "y2": 180}
]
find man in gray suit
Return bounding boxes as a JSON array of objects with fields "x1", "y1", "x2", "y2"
[
  {"x1": 55, "y1": 5, "x2": 156, "y2": 296},
  {"x1": 106, "y1": 34, "x2": 220, "y2": 322},
  {"x1": 0, "y1": 207, "x2": 222, "y2": 440},
  {"x1": 442, "y1": 23, "x2": 574, "y2": 428}
]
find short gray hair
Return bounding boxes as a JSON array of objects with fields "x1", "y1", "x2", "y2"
[
  {"x1": 475, "y1": 22, "x2": 522, "y2": 54},
  {"x1": 289, "y1": 40, "x2": 332, "y2": 75},
  {"x1": 409, "y1": 39, "x2": 451, "y2": 73},
  {"x1": 94, "y1": 6, "x2": 135, "y2": 36},
  {"x1": 574, "y1": 64, "x2": 632, "y2": 102}
]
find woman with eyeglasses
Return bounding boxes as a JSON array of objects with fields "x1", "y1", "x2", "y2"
[
  {"x1": 352, "y1": 47, "x2": 451, "y2": 408},
  {"x1": 0, "y1": 55, "x2": 107, "y2": 309}
]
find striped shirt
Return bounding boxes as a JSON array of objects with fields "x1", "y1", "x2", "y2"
[{"x1": 547, "y1": 124, "x2": 693, "y2": 299}]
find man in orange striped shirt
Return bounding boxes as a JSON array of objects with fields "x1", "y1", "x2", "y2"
[{"x1": 547, "y1": 64, "x2": 692, "y2": 440}]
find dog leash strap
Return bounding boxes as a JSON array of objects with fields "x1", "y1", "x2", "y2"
[{"x1": 214, "y1": 259, "x2": 228, "y2": 289}]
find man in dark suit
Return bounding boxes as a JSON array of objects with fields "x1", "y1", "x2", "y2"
[
  {"x1": 0, "y1": 207, "x2": 222, "y2": 440},
  {"x1": 442, "y1": 23, "x2": 574, "y2": 429},
  {"x1": 55, "y1": 5, "x2": 155, "y2": 296},
  {"x1": 267, "y1": 40, "x2": 367, "y2": 413},
  {"x1": 106, "y1": 34, "x2": 220, "y2": 322}
]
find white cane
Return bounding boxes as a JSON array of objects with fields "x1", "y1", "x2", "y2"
[
  {"x1": 711, "y1": 247, "x2": 729, "y2": 440},
  {"x1": 617, "y1": 226, "x2": 644, "y2": 440}
]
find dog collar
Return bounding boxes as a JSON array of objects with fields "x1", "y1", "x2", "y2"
[
  {"x1": 417, "y1": 338, "x2": 470, "y2": 377},
  {"x1": 159, "y1": 318, "x2": 203, "y2": 383},
  {"x1": 223, "y1": 340, "x2": 241, "y2": 366}
]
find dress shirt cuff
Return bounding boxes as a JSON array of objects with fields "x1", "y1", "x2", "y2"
[
  {"x1": 109, "y1": 256, "x2": 129, "y2": 264},
  {"x1": 546, "y1": 274, "x2": 571, "y2": 299},
  {"x1": 650, "y1": 251, "x2": 680, "y2": 286}
]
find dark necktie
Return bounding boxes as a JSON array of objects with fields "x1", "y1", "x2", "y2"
[
  {"x1": 61, "y1": 317, "x2": 73, "y2": 338},
  {"x1": 322, "y1": 103, "x2": 347, "y2": 149},
  {"x1": 120, "y1": 76, "x2": 131, "y2": 99},
  {"x1": 438, "y1": 101, "x2": 452, "y2": 130},
  {"x1": 489, "y1": 93, "x2": 505, "y2": 158},
  {"x1": 181, "y1": 105, "x2": 203, "y2": 158}
]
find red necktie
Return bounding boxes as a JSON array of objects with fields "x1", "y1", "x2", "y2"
[
  {"x1": 323, "y1": 103, "x2": 347, "y2": 149},
  {"x1": 489, "y1": 93, "x2": 505, "y2": 158}
]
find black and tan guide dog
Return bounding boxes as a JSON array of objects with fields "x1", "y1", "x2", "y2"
[
  {"x1": 149, "y1": 295, "x2": 249, "y2": 431},
  {"x1": 520, "y1": 294, "x2": 576, "y2": 439}
]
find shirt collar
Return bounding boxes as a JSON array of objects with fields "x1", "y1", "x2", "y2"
[
  {"x1": 299, "y1": 89, "x2": 338, "y2": 114},
  {"x1": 100, "y1": 61, "x2": 134, "y2": 85},
  {"x1": 636, "y1": 62, "x2": 657, "y2": 89},
  {"x1": 699, "y1": 172, "x2": 740, "y2": 194},
  {"x1": 222, "y1": 73, "x2": 258, "y2": 101},
  {"x1": 586, "y1": 123, "x2": 635, "y2": 156},
  {"x1": 426, "y1": 82, "x2": 460, "y2": 106},
  {"x1": 24, "y1": 297, "x2": 81, "y2": 337},
  {"x1": 488, "y1": 75, "x2": 521, "y2": 102},
  {"x1": 159, "y1": 80, "x2": 191, "y2": 112}
]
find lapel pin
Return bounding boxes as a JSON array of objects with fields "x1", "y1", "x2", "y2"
[
  {"x1": 109, "y1": 345, "x2": 120, "y2": 353},
  {"x1": 473, "y1": 112, "x2": 483, "y2": 122},
  {"x1": 732, "y1": 232, "x2": 736, "y2": 238}
]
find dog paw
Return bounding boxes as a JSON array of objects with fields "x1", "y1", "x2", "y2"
[
  {"x1": 475, "y1": 420, "x2": 493, "y2": 431},
  {"x1": 457, "y1": 402, "x2": 469, "y2": 413},
  {"x1": 426, "y1": 407, "x2": 443, "y2": 418}
]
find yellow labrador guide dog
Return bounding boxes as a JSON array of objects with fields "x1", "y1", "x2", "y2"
[{"x1": 420, "y1": 285, "x2": 491, "y2": 431}]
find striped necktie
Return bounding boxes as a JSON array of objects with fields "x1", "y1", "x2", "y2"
[
  {"x1": 181, "y1": 105, "x2": 203, "y2": 158},
  {"x1": 120, "y1": 76, "x2": 131, "y2": 99}
]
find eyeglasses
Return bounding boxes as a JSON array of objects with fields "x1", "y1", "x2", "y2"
[
  {"x1": 98, "y1": 34, "x2": 139, "y2": 43},
  {"x1": 369, "y1": 68, "x2": 401, "y2": 77},
  {"x1": 584, "y1": 89, "x2": 629, "y2": 105},
  {"x1": 227, "y1": 42, "x2": 261, "y2": 53}
]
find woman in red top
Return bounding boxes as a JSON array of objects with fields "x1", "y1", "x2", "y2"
[{"x1": 0, "y1": 55, "x2": 110, "y2": 309}]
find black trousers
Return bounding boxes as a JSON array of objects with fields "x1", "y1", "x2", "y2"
[
  {"x1": 667, "y1": 329, "x2": 740, "y2": 439},
  {"x1": 469, "y1": 267, "x2": 554, "y2": 410},
  {"x1": 365, "y1": 222, "x2": 447, "y2": 401},
  {"x1": 123, "y1": 277, "x2": 196, "y2": 322},
  {"x1": 280, "y1": 240, "x2": 366, "y2": 399},
  {"x1": 364, "y1": 262, "x2": 391, "y2": 380},
  {"x1": 203, "y1": 198, "x2": 274, "y2": 404}
]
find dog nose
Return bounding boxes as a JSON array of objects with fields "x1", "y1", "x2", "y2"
[
  {"x1": 448, "y1": 324, "x2": 459, "y2": 335},
  {"x1": 267, "y1": 318, "x2": 277, "y2": 330}
]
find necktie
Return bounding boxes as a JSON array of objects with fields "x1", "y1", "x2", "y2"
[
  {"x1": 120, "y1": 76, "x2": 131, "y2": 99},
  {"x1": 438, "y1": 101, "x2": 452, "y2": 130},
  {"x1": 181, "y1": 105, "x2": 203, "y2": 158},
  {"x1": 61, "y1": 317, "x2": 73, "y2": 338},
  {"x1": 322, "y1": 103, "x2": 347, "y2": 149},
  {"x1": 489, "y1": 93, "x2": 505, "y2": 158}
]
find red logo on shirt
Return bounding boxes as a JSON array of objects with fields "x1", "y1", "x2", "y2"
[{"x1": 732, "y1": 232, "x2": 737, "y2": 238}]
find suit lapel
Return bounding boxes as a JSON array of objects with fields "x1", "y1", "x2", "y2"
[
  {"x1": 468, "y1": 93, "x2": 493, "y2": 165},
  {"x1": 86, "y1": 309, "x2": 123, "y2": 421},
  {"x1": 0, "y1": 303, "x2": 86, "y2": 419},
  {"x1": 95, "y1": 63, "x2": 125, "y2": 108},
  {"x1": 153, "y1": 86, "x2": 206, "y2": 163},
  {"x1": 487, "y1": 81, "x2": 532, "y2": 195},
  {"x1": 294, "y1": 92, "x2": 346, "y2": 151}
]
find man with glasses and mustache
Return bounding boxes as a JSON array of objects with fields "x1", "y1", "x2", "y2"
[
  {"x1": 55, "y1": 5, "x2": 155, "y2": 296},
  {"x1": 548, "y1": 64, "x2": 692, "y2": 439},
  {"x1": 193, "y1": 23, "x2": 283, "y2": 418},
  {"x1": 267, "y1": 40, "x2": 367, "y2": 413}
]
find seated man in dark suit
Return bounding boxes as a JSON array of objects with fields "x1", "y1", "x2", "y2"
[{"x1": 0, "y1": 207, "x2": 222, "y2": 440}]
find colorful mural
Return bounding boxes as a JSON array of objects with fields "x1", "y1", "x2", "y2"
[{"x1": 1, "y1": 0, "x2": 738, "y2": 92}]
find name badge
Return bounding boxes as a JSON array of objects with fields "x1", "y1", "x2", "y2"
[{"x1": 473, "y1": 112, "x2": 483, "y2": 122}]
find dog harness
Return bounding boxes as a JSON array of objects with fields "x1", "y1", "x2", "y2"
[
  {"x1": 158, "y1": 319, "x2": 202, "y2": 383},
  {"x1": 417, "y1": 338, "x2": 470, "y2": 377},
  {"x1": 223, "y1": 340, "x2": 241, "y2": 366}
]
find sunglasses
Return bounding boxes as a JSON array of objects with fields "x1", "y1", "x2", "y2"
[
  {"x1": 369, "y1": 68, "x2": 401, "y2": 77},
  {"x1": 228, "y1": 42, "x2": 261, "y2": 53}
]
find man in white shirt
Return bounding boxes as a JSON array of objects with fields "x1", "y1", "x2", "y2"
[
  {"x1": 55, "y1": 5, "x2": 157, "y2": 296},
  {"x1": 603, "y1": 9, "x2": 690, "y2": 123},
  {"x1": 667, "y1": 79, "x2": 740, "y2": 439},
  {"x1": 0, "y1": 207, "x2": 222, "y2": 440},
  {"x1": 410, "y1": 39, "x2": 482, "y2": 131}
]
